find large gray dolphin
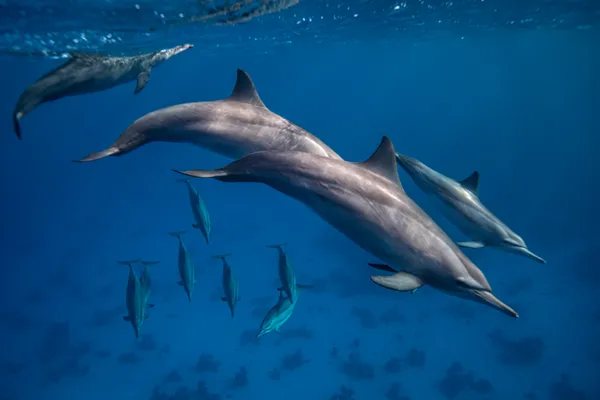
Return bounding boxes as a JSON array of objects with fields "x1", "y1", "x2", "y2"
[
  {"x1": 395, "y1": 153, "x2": 546, "y2": 264},
  {"x1": 175, "y1": 137, "x2": 518, "y2": 318},
  {"x1": 76, "y1": 69, "x2": 341, "y2": 162},
  {"x1": 13, "y1": 44, "x2": 193, "y2": 140},
  {"x1": 177, "y1": 179, "x2": 211, "y2": 244}
]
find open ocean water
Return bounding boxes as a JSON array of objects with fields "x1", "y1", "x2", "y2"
[{"x1": 0, "y1": 1, "x2": 599, "y2": 400}]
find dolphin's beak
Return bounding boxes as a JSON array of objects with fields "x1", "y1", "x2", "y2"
[
  {"x1": 515, "y1": 246, "x2": 547, "y2": 264},
  {"x1": 176, "y1": 44, "x2": 194, "y2": 54},
  {"x1": 256, "y1": 330, "x2": 265, "y2": 339},
  {"x1": 471, "y1": 290, "x2": 519, "y2": 318}
]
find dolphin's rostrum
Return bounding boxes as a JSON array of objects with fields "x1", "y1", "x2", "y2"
[
  {"x1": 174, "y1": 137, "x2": 518, "y2": 318},
  {"x1": 13, "y1": 44, "x2": 193, "y2": 139}
]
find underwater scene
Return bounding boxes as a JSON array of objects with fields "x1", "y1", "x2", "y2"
[{"x1": 1, "y1": 1, "x2": 599, "y2": 399}]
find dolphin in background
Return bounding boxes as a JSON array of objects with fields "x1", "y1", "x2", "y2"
[
  {"x1": 267, "y1": 243, "x2": 297, "y2": 303},
  {"x1": 139, "y1": 260, "x2": 159, "y2": 302},
  {"x1": 395, "y1": 153, "x2": 546, "y2": 264},
  {"x1": 118, "y1": 259, "x2": 155, "y2": 339},
  {"x1": 76, "y1": 68, "x2": 341, "y2": 163},
  {"x1": 213, "y1": 253, "x2": 239, "y2": 318},
  {"x1": 12, "y1": 44, "x2": 193, "y2": 140},
  {"x1": 169, "y1": 231, "x2": 196, "y2": 302},
  {"x1": 256, "y1": 284, "x2": 309, "y2": 338},
  {"x1": 177, "y1": 179, "x2": 211, "y2": 244},
  {"x1": 174, "y1": 137, "x2": 518, "y2": 318}
]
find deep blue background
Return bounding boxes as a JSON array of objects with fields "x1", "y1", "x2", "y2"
[{"x1": 0, "y1": 30, "x2": 599, "y2": 400}]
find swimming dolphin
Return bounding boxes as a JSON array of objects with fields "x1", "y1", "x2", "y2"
[
  {"x1": 257, "y1": 289, "x2": 297, "y2": 338},
  {"x1": 139, "y1": 260, "x2": 159, "y2": 302},
  {"x1": 213, "y1": 253, "x2": 239, "y2": 318},
  {"x1": 177, "y1": 179, "x2": 211, "y2": 244},
  {"x1": 75, "y1": 68, "x2": 341, "y2": 162},
  {"x1": 266, "y1": 243, "x2": 297, "y2": 303},
  {"x1": 175, "y1": 137, "x2": 518, "y2": 318},
  {"x1": 12, "y1": 44, "x2": 193, "y2": 140},
  {"x1": 395, "y1": 153, "x2": 546, "y2": 264},
  {"x1": 169, "y1": 231, "x2": 196, "y2": 302},
  {"x1": 118, "y1": 259, "x2": 155, "y2": 338}
]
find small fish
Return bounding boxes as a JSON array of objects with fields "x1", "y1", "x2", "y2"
[
  {"x1": 177, "y1": 179, "x2": 211, "y2": 244},
  {"x1": 118, "y1": 259, "x2": 155, "y2": 339},
  {"x1": 213, "y1": 253, "x2": 239, "y2": 318},
  {"x1": 267, "y1": 243, "x2": 297, "y2": 303}
]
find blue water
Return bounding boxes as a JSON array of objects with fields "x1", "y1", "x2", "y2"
[{"x1": 1, "y1": 1, "x2": 600, "y2": 400}]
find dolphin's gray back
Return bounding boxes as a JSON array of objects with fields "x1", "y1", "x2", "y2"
[{"x1": 115, "y1": 100, "x2": 341, "y2": 160}]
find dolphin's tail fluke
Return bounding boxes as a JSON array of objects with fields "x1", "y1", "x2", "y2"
[
  {"x1": 168, "y1": 231, "x2": 187, "y2": 238},
  {"x1": 266, "y1": 243, "x2": 288, "y2": 249},
  {"x1": 173, "y1": 169, "x2": 230, "y2": 180},
  {"x1": 212, "y1": 253, "x2": 232, "y2": 261},
  {"x1": 75, "y1": 146, "x2": 120, "y2": 163},
  {"x1": 117, "y1": 259, "x2": 142, "y2": 266},
  {"x1": 472, "y1": 290, "x2": 519, "y2": 318},
  {"x1": 13, "y1": 111, "x2": 22, "y2": 140}
]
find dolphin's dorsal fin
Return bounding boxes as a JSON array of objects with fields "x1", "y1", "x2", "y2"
[
  {"x1": 459, "y1": 171, "x2": 480, "y2": 195},
  {"x1": 359, "y1": 136, "x2": 404, "y2": 189},
  {"x1": 227, "y1": 69, "x2": 266, "y2": 108}
]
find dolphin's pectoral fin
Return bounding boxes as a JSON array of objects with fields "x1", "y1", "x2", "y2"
[
  {"x1": 296, "y1": 283, "x2": 314, "y2": 291},
  {"x1": 370, "y1": 272, "x2": 423, "y2": 292},
  {"x1": 123, "y1": 316, "x2": 130, "y2": 322},
  {"x1": 458, "y1": 171, "x2": 480, "y2": 195},
  {"x1": 134, "y1": 70, "x2": 150, "y2": 94},
  {"x1": 221, "y1": 297, "x2": 228, "y2": 302},
  {"x1": 367, "y1": 263, "x2": 398, "y2": 273},
  {"x1": 13, "y1": 112, "x2": 22, "y2": 140},
  {"x1": 146, "y1": 304, "x2": 155, "y2": 308},
  {"x1": 177, "y1": 281, "x2": 184, "y2": 286},
  {"x1": 192, "y1": 223, "x2": 200, "y2": 229},
  {"x1": 457, "y1": 241, "x2": 485, "y2": 249}
]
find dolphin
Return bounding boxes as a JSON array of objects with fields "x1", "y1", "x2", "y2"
[
  {"x1": 266, "y1": 243, "x2": 297, "y2": 303},
  {"x1": 395, "y1": 153, "x2": 546, "y2": 264},
  {"x1": 175, "y1": 137, "x2": 518, "y2": 318},
  {"x1": 139, "y1": 260, "x2": 159, "y2": 302},
  {"x1": 12, "y1": 44, "x2": 193, "y2": 140},
  {"x1": 256, "y1": 289, "x2": 297, "y2": 338},
  {"x1": 169, "y1": 231, "x2": 196, "y2": 302},
  {"x1": 118, "y1": 259, "x2": 155, "y2": 339},
  {"x1": 177, "y1": 179, "x2": 211, "y2": 244},
  {"x1": 213, "y1": 253, "x2": 239, "y2": 318},
  {"x1": 75, "y1": 68, "x2": 342, "y2": 162}
]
